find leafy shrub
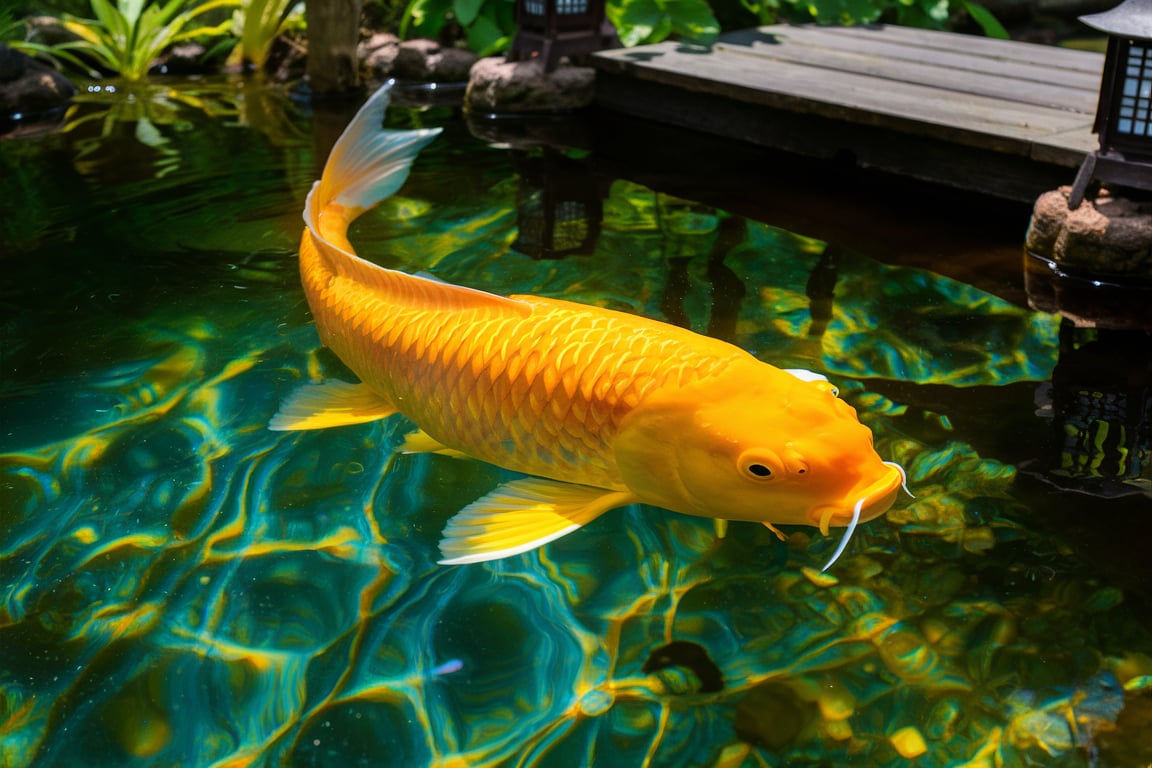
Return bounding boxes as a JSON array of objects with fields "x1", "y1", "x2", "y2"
[
  {"x1": 10, "y1": 0, "x2": 240, "y2": 81},
  {"x1": 739, "y1": 0, "x2": 1008, "y2": 38},
  {"x1": 400, "y1": 0, "x2": 517, "y2": 57}
]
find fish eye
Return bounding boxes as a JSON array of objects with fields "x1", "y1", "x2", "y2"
[{"x1": 738, "y1": 450, "x2": 782, "y2": 481}]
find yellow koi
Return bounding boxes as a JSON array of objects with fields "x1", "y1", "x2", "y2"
[{"x1": 272, "y1": 83, "x2": 907, "y2": 567}]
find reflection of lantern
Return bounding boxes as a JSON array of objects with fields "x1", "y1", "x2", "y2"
[
  {"x1": 511, "y1": 148, "x2": 604, "y2": 260},
  {"x1": 1043, "y1": 323, "x2": 1152, "y2": 496},
  {"x1": 1068, "y1": 0, "x2": 1152, "y2": 207},
  {"x1": 507, "y1": 0, "x2": 619, "y2": 72}
]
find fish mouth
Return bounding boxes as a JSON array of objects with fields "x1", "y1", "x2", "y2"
[
  {"x1": 810, "y1": 462, "x2": 908, "y2": 536},
  {"x1": 811, "y1": 461, "x2": 910, "y2": 573}
]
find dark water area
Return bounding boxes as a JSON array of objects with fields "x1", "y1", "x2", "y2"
[{"x1": 2, "y1": 77, "x2": 1151, "y2": 768}]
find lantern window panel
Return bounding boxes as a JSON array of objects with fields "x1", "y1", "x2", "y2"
[
  {"x1": 523, "y1": 0, "x2": 590, "y2": 15},
  {"x1": 1114, "y1": 41, "x2": 1152, "y2": 137}
]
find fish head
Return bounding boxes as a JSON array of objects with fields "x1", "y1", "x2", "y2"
[{"x1": 615, "y1": 363, "x2": 904, "y2": 532}]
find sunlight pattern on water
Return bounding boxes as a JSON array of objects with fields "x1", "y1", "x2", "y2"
[{"x1": 3, "y1": 84, "x2": 1151, "y2": 768}]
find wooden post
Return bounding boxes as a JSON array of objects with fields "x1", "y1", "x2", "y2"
[{"x1": 305, "y1": 0, "x2": 364, "y2": 98}]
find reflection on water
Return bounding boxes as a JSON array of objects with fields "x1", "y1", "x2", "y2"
[{"x1": 2, "y1": 81, "x2": 1151, "y2": 768}]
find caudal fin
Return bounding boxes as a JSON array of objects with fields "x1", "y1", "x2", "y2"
[{"x1": 306, "y1": 81, "x2": 442, "y2": 248}]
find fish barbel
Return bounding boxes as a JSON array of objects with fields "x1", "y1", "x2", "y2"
[{"x1": 272, "y1": 82, "x2": 907, "y2": 568}]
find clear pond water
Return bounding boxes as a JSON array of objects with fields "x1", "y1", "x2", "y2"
[{"x1": 2, "y1": 78, "x2": 1151, "y2": 768}]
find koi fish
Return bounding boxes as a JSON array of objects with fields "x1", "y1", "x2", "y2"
[{"x1": 271, "y1": 82, "x2": 908, "y2": 569}]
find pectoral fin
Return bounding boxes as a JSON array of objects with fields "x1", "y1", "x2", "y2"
[
  {"x1": 269, "y1": 380, "x2": 397, "y2": 430},
  {"x1": 399, "y1": 429, "x2": 472, "y2": 459},
  {"x1": 438, "y1": 479, "x2": 637, "y2": 565}
]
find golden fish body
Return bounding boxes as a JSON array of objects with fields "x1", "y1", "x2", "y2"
[{"x1": 273, "y1": 83, "x2": 907, "y2": 566}]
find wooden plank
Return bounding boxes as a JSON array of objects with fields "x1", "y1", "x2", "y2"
[
  {"x1": 826, "y1": 24, "x2": 1105, "y2": 74},
  {"x1": 589, "y1": 24, "x2": 1105, "y2": 198},
  {"x1": 594, "y1": 72, "x2": 1080, "y2": 200},
  {"x1": 594, "y1": 44, "x2": 1093, "y2": 154},
  {"x1": 1033, "y1": 125, "x2": 1101, "y2": 162},
  {"x1": 722, "y1": 26, "x2": 1102, "y2": 92},
  {"x1": 714, "y1": 29, "x2": 1098, "y2": 113}
]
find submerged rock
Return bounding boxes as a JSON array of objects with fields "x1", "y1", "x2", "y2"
[
  {"x1": 734, "y1": 681, "x2": 817, "y2": 751},
  {"x1": 1098, "y1": 690, "x2": 1152, "y2": 768},
  {"x1": 642, "y1": 640, "x2": 724, "y2": 694}
]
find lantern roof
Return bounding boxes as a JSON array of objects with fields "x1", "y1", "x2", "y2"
[{"x1": 1079, "y1": 0, "x2": 1152, "y2": 39}]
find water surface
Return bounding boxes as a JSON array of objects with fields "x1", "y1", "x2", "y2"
[{"x1": 2, "y1": 78, "x2": 1151, "y2": 768}]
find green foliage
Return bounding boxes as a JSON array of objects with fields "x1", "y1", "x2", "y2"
[
  {"x1": 737, "y1": 0, "x2": 1008, "y2": 37},
  {"x1": 608, "y1": 0, "x2": 720, "y2": 47},
  {"x1": 9, "y1": 0, "x2": 240, "y2": 81},
  {"x1": 227, "y1": 0, "x2": 304, "y2": 70},
  {"x1": 400, "y1": 0, "x2": 516, "y2": 56},
  {"x1": 363, "y1": 0, "x2": 410, "y2": 31},
  {"x1": 396, "y1": 0, "x2": 721, "y2": 55},
  {"x1": 1, "y1": 8, "x2": 24, "y2": 43},
  {"x1": 958, "y1": 0, "x2": 1008, "y2": 38}
]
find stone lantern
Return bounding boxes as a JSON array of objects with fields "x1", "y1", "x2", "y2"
[
  {"x1": 1068, "y1": 0, "x2": 1152, "y2": 207},
  {"x1": 506, "y1": 0, "x2": 619, "y2": 72}
]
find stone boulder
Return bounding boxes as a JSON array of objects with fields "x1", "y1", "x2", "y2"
[
  {"x1": 0, "y1": 44, "x2": 76, "y2": 132},
  {"x1": 396, "y1": 38, "x2": 477, "y2": 82},
  {"x1": 358, "y1": 32, "x2": 401, "y2": 80},
  {"x1": 1026, "y1": 187, "x2": 1152, "y2": 276},
  {"x1": 466, "y1": 56, "x2": 595, "y2": 113},
  {"x1": 153, "y1": 43, "x2": 211, "y2": 76},
  {"x1": 360, "y1": 35, "x2": 477, "y2": 83}
]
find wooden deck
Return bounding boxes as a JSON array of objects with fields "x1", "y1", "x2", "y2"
[{"x1": 590, "y1": 25, "x2": 1106, "y2": 201}]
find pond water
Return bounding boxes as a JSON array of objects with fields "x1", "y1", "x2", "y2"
[{"x1": 2, "y1": 77, "x2": 1151, "y2": 768}]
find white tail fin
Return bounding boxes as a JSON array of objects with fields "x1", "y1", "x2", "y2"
[{"x1": 305, "y1": 81, "x2": 442, "y2": 243}]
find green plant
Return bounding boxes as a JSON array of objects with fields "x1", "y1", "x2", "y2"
[
  {"x1": 400, "y1": 0, "x2": 516, "y2": 56},
  {"x1": 607, "y1": 0, "x2": 720, "y2": 47},
  {"x1": 738, "y1": 0, "x2": 1008, "y2": 38},
  {"x1": 227, "y1": 0, "x2": 304, "y2": 70},
  {"x1": 11, "y1": 0, "x2": 241, "y2": 81},
  {"x1": 398, "y1": 0, "x2": 720, "y2": 55},
  {"x1": 1, "y1": 9, "x2": 22, "y2": 43}
]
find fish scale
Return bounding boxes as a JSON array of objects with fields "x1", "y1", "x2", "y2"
[{"x1": 308, "y1": 244, "x2": 740, "y2": 488}]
